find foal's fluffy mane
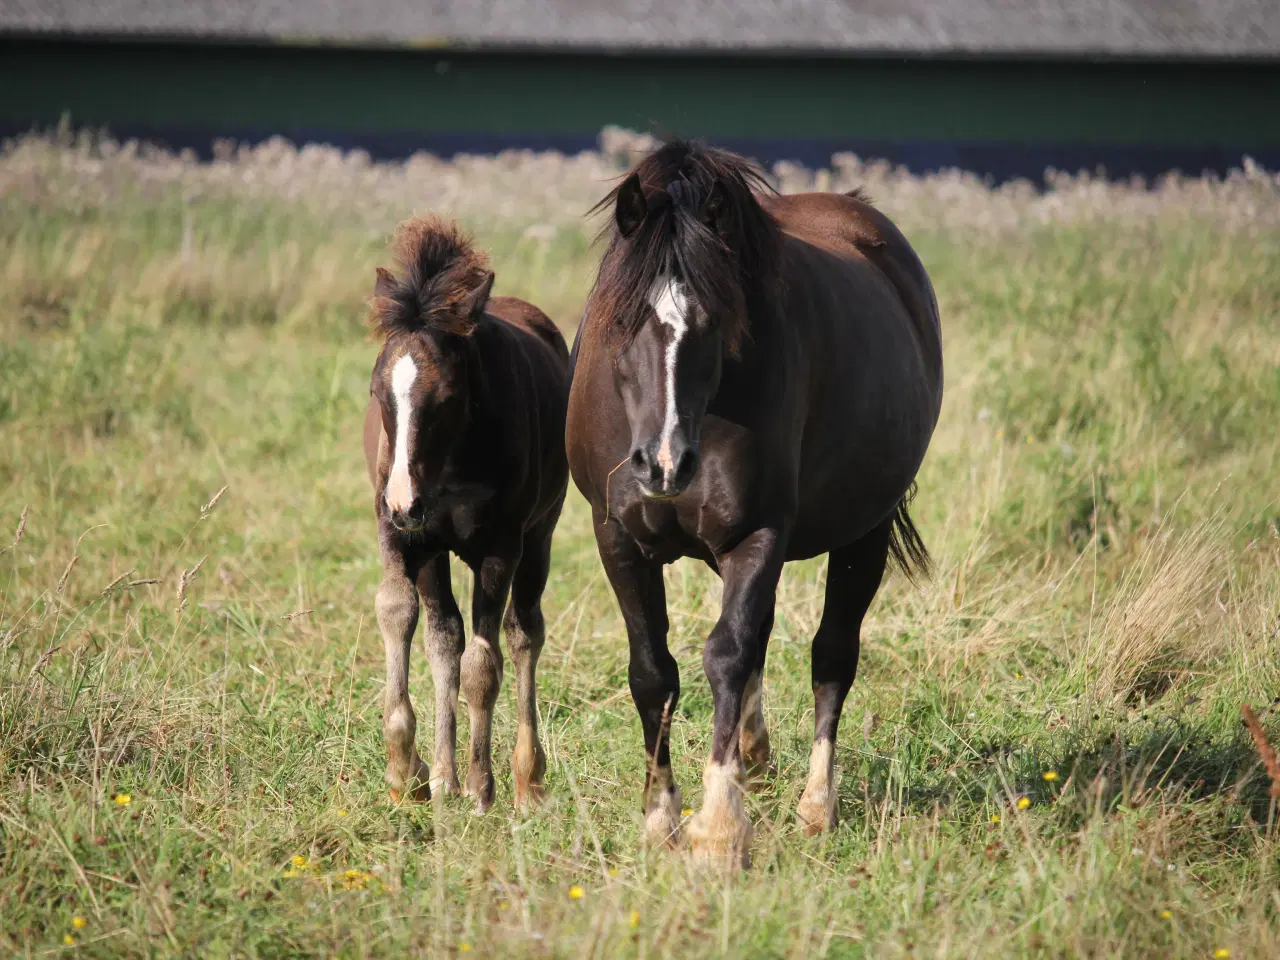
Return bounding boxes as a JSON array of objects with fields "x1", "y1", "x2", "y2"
[
  {"x1": 589, "y1": 140, "x2": 782, "y2": 352},
  {"x1": 368, "y1": 216, "x2": 491, "y2": 339}
]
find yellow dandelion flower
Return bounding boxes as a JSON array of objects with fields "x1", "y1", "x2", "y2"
[
  {"x1": 1042, "y1": 771, "x2": 1059, "y2": 782},
  {"x1": 1160, "y1": 910, "x2": 1173, "y2": 920},
  {"x1": 1017, "y1": 797, "x2": 1031, "y2": 810},
  {"x1": 342, "y1": 869, "x2": 370, "y2": 891},
  {"x1": 568, "y1": 885, "x2": 585, "y2": 900},
  {"x1": 282, "y1": 868, "x2": 300, "y2": 879},
  {"x1": 290, "y1": 855, "x2": 308, "y2": 869},
  {"x1": 114, "y1": 793, "x2": 132, "y2": 806},
  {"x1": 629, "y1": 909, "x2": 641, "y2": 929},
  {"x1": 1213, "y1": 950, "x2": 1230, "y2": 959},
  {"x1": 337, "y1": 809, "x2": 348, "y2": 817},
  {"x1": 607, "y1": 867, "x2": 619, "y2": 878},
  {"x1": 71, "y1": 916, "x2": 87, "y2": 929},
  {"x1": 459, "y1": 944, "x2": 472, "y2": 953},
  {"x1": 990, "y1": 813, "x2": 1001, "y2": 823},
  {"x1": 64, "y1": 934, "x2": 76, "y2": 946},
  {"x1": 681, "y1": 807, "x2": 693, "y2": 817}
]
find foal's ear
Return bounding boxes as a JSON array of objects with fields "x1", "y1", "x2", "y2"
[
  {"x1": 374, "y1": 266, "x2": 397, "y2": 298},
  {"x1": 615, "y1": 173, "x2": 647, "y2": 238},
  {"x1": 460, "y1": 270, "x2": 495, "y2": 318}
]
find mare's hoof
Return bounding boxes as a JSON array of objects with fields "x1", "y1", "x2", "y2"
[
  {"x1": 685, "y1": 808, "x2": 752, "y2": 869},
  {"x1": 642, "y1": 785, "x2": 683, "y2": 849},
  {"x1": 796, "y1": 790, "x2": 837, "y2": 836}
]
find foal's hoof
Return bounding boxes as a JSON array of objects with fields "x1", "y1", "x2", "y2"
[
  {"x1": 463, "y1": 770, "x2": 496, "y2": 814},
  {"x1": 685, "y1": 808, "x2": 752, "y2": 870},
  {"x1": 429, "y1": 773, "x2": 461, "y2": 798},
  {"x1": 642, "y1": 785, "x2": 683, "y2": 849},
  {"x1": 514, "y1": 779, "x2": 546, "y2": 815},
  {"x1": 387, "y1": 756, "x2": 432, "y2": 803}
]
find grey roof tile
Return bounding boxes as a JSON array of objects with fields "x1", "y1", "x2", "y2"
[{"x1": 2, "y1": 0, "x2": 1277, "y2": 57}]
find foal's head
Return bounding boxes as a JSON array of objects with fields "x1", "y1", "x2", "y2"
[
  {"x1": 368, "y1": 218, "x2": 494, "y2": 531},
  {"x1": 591, "y1": 141, "x2": 780, "y2": 499}
]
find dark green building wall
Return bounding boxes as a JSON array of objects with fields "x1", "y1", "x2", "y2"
[{"x1": 3, "y1": 37, "x2": 1279, "y2": 178}]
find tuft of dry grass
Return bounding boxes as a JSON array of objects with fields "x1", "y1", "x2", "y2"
[{"x1": 1241, "y1": 704, "x2": 1280, "y2": 799}]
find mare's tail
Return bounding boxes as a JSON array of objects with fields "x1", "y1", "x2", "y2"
[{"x1": 886, "y1": 482, "x2": 931, "y2": 582}]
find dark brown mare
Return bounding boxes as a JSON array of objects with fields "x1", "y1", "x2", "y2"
[
  {"x1": 363, "y1": 217, "x2": 570, "y2": 812},
  {"x1": 566, "y1": 142, "x2": 943, "y2": 864}
]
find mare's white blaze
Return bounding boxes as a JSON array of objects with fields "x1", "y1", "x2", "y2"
[
  {"x1": 648, "y1": 275, "x2": 691, "y2": 475},
  {"x1": 385, "y1": 353, "x2": 418, "y2": 513}
]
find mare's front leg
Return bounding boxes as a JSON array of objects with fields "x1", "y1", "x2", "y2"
[
  {"x1": 461, "y1": 552, "x2": 517, "y2": 813},
  {"x1": 417, "y1": 554, "x2": 465, "y2": 796},
  {"x1": 376, "y1": 537, "x2": 430, "y2": 801},
  {"x1": 596, "y1": 520, "x2": 682, "y2": 847},
  {"x1": 686, "y1": 526, "x2": 786, "y2": 868}
]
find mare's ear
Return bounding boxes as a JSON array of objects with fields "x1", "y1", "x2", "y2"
[
  {"x1": 374, "y1": 266, "x2": 397, "y2": 298},
  {"x1": 615, "y1": 173, "x2": 646, "y2": 238},
  {"x1": 460, "y1": 270, "x2": 495, "y2": 318},
  {"x1": 702, "y1": 181, "x2": 729, "y2": 236}
]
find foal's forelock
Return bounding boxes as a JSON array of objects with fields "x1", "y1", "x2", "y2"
[{"x1": 385, "y1": 353, "x2": 419, "y2": 513}]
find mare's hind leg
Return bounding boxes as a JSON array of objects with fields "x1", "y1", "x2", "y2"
[
  {"x1": 460, "y1": 554, "x2": 516, "y2": 813},
  {"x1": 738, "y1": 601, "x2": 775, "y2": 788},
  {"x1": 505, "y1": 527, "x2": 555, "y2": 812},
  {"x1": 596, "y1": 519, "x2": 682, "y2": 847},
  {"x1": 797, "y1": 521, "x2": 891, "y2": 835},
  {"x1": 377, "y1": 547, "x2": 430, "y2": 802},
  {"x1": 418, "y1": 554, "x2": 465, "y2": 796}
]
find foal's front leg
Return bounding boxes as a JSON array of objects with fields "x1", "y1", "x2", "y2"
[
  {"x1": 418, "y1": 554, "x2": 465, "y2": 796},
  {"x1": 376, "y1": 542, "x2": 430, "y2": 801},
  {"x1": 686, "y1": 527, "x2": 786, "y2": 867},
  {"x1": 460, "y1": 553, "x2": 516, "y2": 813}
]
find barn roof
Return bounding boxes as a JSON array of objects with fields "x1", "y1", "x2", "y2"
[{"x1": 2, "y1": 0, "x2": 1278, "y2": 59}]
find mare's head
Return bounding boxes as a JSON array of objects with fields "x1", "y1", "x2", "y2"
[
  {"x1": 368, "y1": 217, "x2": 494, "y2": 531},
  {"x1": 591, "y1": 141, "x2": 780, "y2": 499}
]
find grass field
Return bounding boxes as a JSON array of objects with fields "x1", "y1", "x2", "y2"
[{"x1": 2, "y1": 131, "x2": 1280, "y2": 958}]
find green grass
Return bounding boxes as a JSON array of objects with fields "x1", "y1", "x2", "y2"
[{"x1": 2, "y1": 136, "x2": 1280, "y2": 958}]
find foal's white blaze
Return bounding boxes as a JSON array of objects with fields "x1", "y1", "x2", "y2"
[
  {"x1": 385, "y1": 353, "x2": 418, "y2": 513},
  {"x1": 648, "y1": 275, "x2": 691, "y2": 475}
]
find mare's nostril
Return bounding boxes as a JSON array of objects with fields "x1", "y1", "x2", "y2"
[{"x1": 674, "y1": 448, "x2": 699, "y2": 486}]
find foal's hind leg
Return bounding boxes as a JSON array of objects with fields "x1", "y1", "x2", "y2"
[
  {"x1": 505, "y1": 528, "x2": 554, "y2": 812},
  {"x1": 377, "y1": 548, "x2": 430, "y2": 802},
  {"x1": 738, "y1": 601, "x2": 775, "y2": 788},
  {"x1": 797, "y1": 522, "x2": 891, "y2": 835},
  {"x1": 418, "y1": 555, "x2": 465, "y2": 796}
]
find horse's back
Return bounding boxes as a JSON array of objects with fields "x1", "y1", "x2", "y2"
[
  {"x1": 487, "y1": 295, "x2": 570, "y2": 366},
  {"x1": 763, "y1": 192, "x2": 942, "y2": 386}
]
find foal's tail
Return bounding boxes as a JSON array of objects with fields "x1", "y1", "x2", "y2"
[{"x1": 887, "y1": 483, "x2": 931, "y2": 582}]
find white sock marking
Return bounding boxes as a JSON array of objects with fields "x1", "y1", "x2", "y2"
[
  {"x1": 385, "y1": 353, "x2": 418, "y2": 512},
  {"x1": 648, "y1": 275, "x2": 691, "y2": 474}
]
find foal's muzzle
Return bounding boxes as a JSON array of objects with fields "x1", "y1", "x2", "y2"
[
  {"x1": 386, "y1": 492, "x2": 427, "y2": 531},
  {"x1": 630, "y1": 436, "x2": 700, "y2": 499}
]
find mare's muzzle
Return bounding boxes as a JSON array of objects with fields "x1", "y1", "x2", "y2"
[{"x1": 630, "y1": 433, "x2": 700, "y2": 499}]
